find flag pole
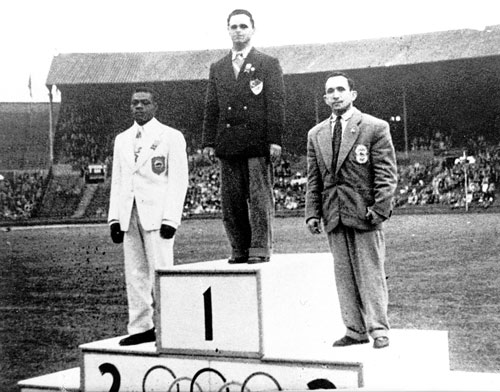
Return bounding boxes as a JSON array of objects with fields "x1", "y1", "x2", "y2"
[
  {"x1": 27, "y1": 74, "x2": 33, "y2": 169},
  {"x1": 47, "y1": 85, "x2": 54, "y2": 166}
]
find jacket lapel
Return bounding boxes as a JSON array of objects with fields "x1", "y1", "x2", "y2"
[
  {"x1": 237, "y1": 47, "x2": 259, "y2": 81},
  {"x1": 315, "y1": 120, "x2": 333, "y2": 171},
  {"x1": 219, "y1": 52, "x2": 236, "y2": 85},
  {"x1": 134, "y1": 120, "x2": 163, "y2": 172},
  {"x1": 121, "y1": 127, "x2": 136, "y2": 170},
  {"x1": 335, "y1": 110, "x2": 363, "y2": 174}
]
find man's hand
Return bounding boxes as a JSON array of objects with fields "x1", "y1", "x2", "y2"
[
  {"x1": 202, "y1": 147, "x2": 215, "y2": 157},
  {"x1": 366, "y1": 207, "x2": 386, "y2": 225},
  {"x1": 307, "y1": 218, "x2": 322, "y2": 235},
  {"x1": 110, "y1": 222, "x2": 124, "y2": 244},
  {"x1": 160, "y1": 224, "x2": 176, "y2": 239},
  {"x1": 270, "y1": 144, "x2": 282, "y2": 162}
]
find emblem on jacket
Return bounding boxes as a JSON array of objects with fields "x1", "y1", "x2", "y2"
[
  {"x1": 151, "y1": 156, "x2": 166, "y2": 174},
  {"x1": 244, "y1": 63, "x2": 263, "y2": 95},
  {"x1": 250, "y1": 78, "x2": 263, "y2": 95},
  {"x1": 354, "y1": 144, "x2": 369, "y2": 164},
  {"x1": 150, "y1": 139, "x2": 161, "y2": 150}
]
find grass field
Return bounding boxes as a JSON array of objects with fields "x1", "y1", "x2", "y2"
[{"x1": 1, "y1": 214, "x2": 500, "y2": 391}]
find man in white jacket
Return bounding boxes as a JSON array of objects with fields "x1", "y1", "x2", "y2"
[{"x1": 108, "y1": 86, "x2": 188, "y2": 346}]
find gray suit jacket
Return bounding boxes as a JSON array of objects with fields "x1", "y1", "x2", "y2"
[{"x1": 305, "y1": 108, "x2": 397, "y2": 232}]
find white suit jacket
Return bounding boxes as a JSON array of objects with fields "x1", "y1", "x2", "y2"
[{"x1": 108, "y1": 117, "x2": 188, "y2": 231}]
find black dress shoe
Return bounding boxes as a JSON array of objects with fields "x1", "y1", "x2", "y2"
[
  {"x1": 228, "y1": 256, "x2": 248, "y2": 264},
  {"x1": 119, "y1": 328, "x2": 155, "y2": 346},
  {"x1": 247, "y1": 256, "x2": 270, "y2": 264},
  {"x1": 332, "y1": 335, "x2": 369, "y2": 347},
  {"x1": 373, "y1": 336, "x2": 389, "y2": 349}
]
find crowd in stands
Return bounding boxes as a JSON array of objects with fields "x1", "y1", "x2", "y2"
[
  {"x1": 56, "y1": 104, "x2": 114, "y2": 174},
  {"x1": 182, "y1": 151, "x2": 307, "y2": 216},
  {"x1": 396, "y1": 137, "x2": 500, "y2": 209},
  {"x1": 0, "y1": 171, "x2": 46, "y2": 220},
  {"x1": 410, "y1": 129, "x2": 452, "y2": 154},
  {"x1": 184, "y1": 152, "x2": 221, "y2": 215},
  {"x1": 2, "y1": 112, "x2": 500, "y2": 222}
]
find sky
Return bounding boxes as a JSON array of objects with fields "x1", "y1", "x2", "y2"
[{"x1": 3, "y1": 0, "x2": 500, "y2": 102}]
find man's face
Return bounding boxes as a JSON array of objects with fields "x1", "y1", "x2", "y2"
[
  {"x1": 130, "y1": 91, "x2": 157, "y2": 125},
  {"x1": 323, "y1": 75, "x2": 357, "y2": 114},
  {"x1": 227, "y1": 14, "x2": 254, "y2": 48}
]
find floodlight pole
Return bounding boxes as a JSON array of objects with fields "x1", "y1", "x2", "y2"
[{"x1": 403, "y1": 88, "x2": 409, "y2": 159}]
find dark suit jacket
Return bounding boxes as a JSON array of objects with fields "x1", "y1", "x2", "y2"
[
  {"x1": 305, "y1": 108, "x2": 398, "y2": 232},
  {"x1": 202, "y1": 47, "x2": 285, "y2": 158}
]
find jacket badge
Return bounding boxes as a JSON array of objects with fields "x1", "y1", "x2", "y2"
[
  {"x1": 150, "y1": 139, "x2": 161, "y2": 150},
  {"x1": 250, "y1": 78, "x2": 263, "y2": 95},
  {"x1": 354, "y1": 144, "x2": 369, "y2": 164},
  {"x1": 243, "y1": 63, "x2": 255, "y2": 74},
  {"x1": 151, "y1": 156, "x2": 166, "y2": 174}
]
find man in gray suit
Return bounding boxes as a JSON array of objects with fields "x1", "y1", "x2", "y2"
[{"x1": 306, "y1": 72, "x2": 397, "y2": 349}]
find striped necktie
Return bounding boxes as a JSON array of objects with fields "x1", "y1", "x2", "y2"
[
  {"x1": 233, "y1": 52, "x2": 244, "y2": 78},
  {"x1": 134, "y1": 126, "x2": 143, "y2": 162}
]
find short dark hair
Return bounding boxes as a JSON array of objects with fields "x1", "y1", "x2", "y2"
[
  {"x1": 132, "y1": 86, "x2": 158, "y2": 103},
  {"x1": 227, "y1": 9, "x2": 255, "y2": 28},
  {"x1": 325, "y1": 71, "x2": 355, "y2": 91}
]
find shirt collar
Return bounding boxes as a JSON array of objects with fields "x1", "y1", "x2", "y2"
[
  {"x1": 134, "y1": 117, "x2": 157, "y2": 133},
  {"x1": 331, "y1": 106, "x2": 355, "y2": 122},
  {"x1": 232, "y1": 46, "x2": 252, "y2": 60}
]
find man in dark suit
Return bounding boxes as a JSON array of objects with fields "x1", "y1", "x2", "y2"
[
  {"x1": 202, "y1": 9, "x2": 285, "y2": 264},
  {"x1": 306, "y1": 72, "x2": 397, "y2": 349}
]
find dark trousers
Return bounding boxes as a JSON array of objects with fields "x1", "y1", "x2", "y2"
[{"x1": 220, "y1": 156, "x2": 274, "y2": 258}]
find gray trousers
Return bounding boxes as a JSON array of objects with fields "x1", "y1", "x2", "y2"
[
  {"x1": 220, "y1": 156, "x2": 274, "y2": 259},
  {"x1": 327, "y1": 223, "x2": 389, "y2": 340}
]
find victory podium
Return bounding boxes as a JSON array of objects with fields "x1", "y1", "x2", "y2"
[{"x1": 19, "y1": 253, "x2": 462, "y2": 391}]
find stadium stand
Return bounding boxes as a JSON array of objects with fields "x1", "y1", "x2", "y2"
[
  {"x1": 3, "y1": 24, "x2": 500, "y2": 222},
  {"x1": 36, "y1": 166, "x2": 83, "y2": 220},
  {"x1": 0, "y1": 102, "x2": 59, "y2": 171},
  {"x1": 0, "y1": 170, "x2": 48, "y2": 220}
]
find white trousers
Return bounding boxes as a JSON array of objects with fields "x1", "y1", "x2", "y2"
[{"x1": 123, "y1": 203, "x2": 174, "y2": 334}]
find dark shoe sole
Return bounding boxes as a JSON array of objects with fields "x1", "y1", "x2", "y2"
[
  {"x1": 228, "y1": 257, "x2": 248, "y2": 264},
  {"x1": 119, "y1": 329, "x2": 155, "y2": 346},
  {"x1": 333, "y1": 336, "x2": 369, "y2": 347},
  {"x1": 247, "y1": 257, "x2": 270, "y2": 264}
]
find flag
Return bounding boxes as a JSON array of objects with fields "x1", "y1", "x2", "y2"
[{"x1": 28, "y1": 74, "x2": 32, "y2": 98}]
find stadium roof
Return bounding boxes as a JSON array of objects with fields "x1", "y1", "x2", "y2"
[{"x1": 46, "y1": 25, "x2": 500, "y2": 86}]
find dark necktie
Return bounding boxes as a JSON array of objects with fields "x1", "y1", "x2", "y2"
[{"x1": 332, "y1": 116, "x2": 342, "y2": 173}]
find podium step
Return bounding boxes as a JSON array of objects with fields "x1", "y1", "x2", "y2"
[
  {"x1": 22, "y1": 252, "x2": 494, "y2": 391},
  {"x1": 17, "y1": 365, "x2": 500, "y2": 391},
  {"x1": 78, "y1": 327, "x2": 450, "y2": 391},
  {"x1": 80, "y1": 336, "x2": 361, "y2": 390},
  {"x1": 18, "y1": 367, "x2": 80, "y2": 392}
]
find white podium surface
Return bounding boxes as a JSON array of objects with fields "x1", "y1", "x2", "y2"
[
  {"x1": 157, "y1": 269, "x2": 262, "y2": 357},
  {"x1": 20, "y1": 253, "x2": 464, "y2": 391},
  {"x1": 156, "y1": 253, "x2": 343, "y2": 359}
]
